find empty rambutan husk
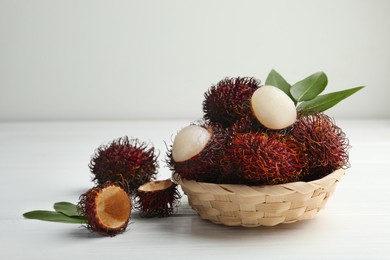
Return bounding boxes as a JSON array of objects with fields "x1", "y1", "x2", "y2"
[
  {"x1": 166, "y1": 122, "x2": 227, "y2": 183},
  {"x1": 134, "y1": 179, "x2": 181, "y2": 218},
  {"x1": 78, "y1": 182, "x2": 131, "y2": 237},
  {"x1": 203, "y1": 77, "x2": 261, "y2": 128},
  {"x1": 89, "y1": 136, "x2": 158, "y2": 192},
  {"x1": 220, "y1": 132, "x2": 307, "y2": 185},
  {"x1": 292, "y1": 112, "x2": 350, "y2": 181}
]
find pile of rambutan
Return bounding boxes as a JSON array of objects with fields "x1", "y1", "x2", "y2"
[
  {"x1": 24, "y1": 136, "x2": 181, "y2": 237},
  {"x1": 85, "y1": 136, "x2": 181, "y2": 228},
  {"x1": 167, "y1": 70, "x2": 364, "y2": 185}
]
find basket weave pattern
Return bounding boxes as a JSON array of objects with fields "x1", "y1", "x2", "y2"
[{"x1": 174, "y1": 169, "x2": 345, "y2": 227}]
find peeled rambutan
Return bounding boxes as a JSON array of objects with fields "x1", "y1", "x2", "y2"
[
  {"x1": 292, "y1": 112, "x2": 350, "y2": 180},
  {"x1": 166, "y1": 122, "x2": 227, "y2": 183},
  {"x1": 250, "y1": 85, "x2": 297, "y2": 130},
  {"x1": 78, "y1": 182, "x2": 131, "y2": 237},
  {"x1": 134, "y1": 179, "x2": 181, "y2": 218},
  {"x1": 89, "y1": 136, "x2": 158, "y2": 192},
  {"x1": 203, "y1": 77, "x2": 261, "y2": 128},
  {"x1": 220, "y1": 132, "x2": 307, "y2": 185}
]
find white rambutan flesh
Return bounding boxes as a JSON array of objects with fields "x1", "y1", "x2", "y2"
[
  {"x1": 251, "y1": 85, "x2": 297, "y2": 130},
  {"x1": 172, "y1": 125, "x2": 211, "y2": 162}
]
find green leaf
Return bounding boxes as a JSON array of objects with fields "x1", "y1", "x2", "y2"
[
  {"x1": 297, "y1": 86, "x2": 365, "y2": 113},
  {"x1": 54, "y1": 202, "x2": 80, "y2": 217},
  {"x1": 265, "y1": 69, "x2": 293, "y2": 100},
  {"x1": 291, "y1": 72, "x2": 328, "y2": 102},
  {"x1": 23, "y1": 210, "x2": 87, "y2": 224}
]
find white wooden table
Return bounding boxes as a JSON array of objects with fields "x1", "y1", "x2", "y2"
[{"x1": 1, "y1": 119, "x2": 389, "y2": 259}]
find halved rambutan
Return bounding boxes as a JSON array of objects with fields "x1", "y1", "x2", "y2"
[
  {"x1": 220, "y1": 132, "x2": 307, "y2": 185},
  {"x1": 166, "y1": 122, "x2": 226, "y2": 183},
  {"x1": 89, "y1": 136, "x2": 158, "y2": 192},
  {"x1": 292, "y1": 112, "x2": 350, "y2": 180},
  {"x1": 78, "y1": 182, "x2": 131, "y2": 237},
  {"x1": 134, "y1": 179, "x2": 181, "y2": 218},
  {"x1": 203, "y1": 77, "x2": 261, "y2": 128}
]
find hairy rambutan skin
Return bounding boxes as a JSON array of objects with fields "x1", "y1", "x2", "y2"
[
  {"x1": 78, "y1": 182, "x2": 131, "y2": 237},
  {"x1": 134, "y1": 180, "x2": 181, "y2": 218},
  {"x1": 220, "y1": 132, "x2": 307, "y2": 185},
  {"x1": 167, "y1": 122, "x2": 227, "y2": 183},
  {"x1": 89, "y1": 136, "x2": 158, "y2": 192},
  {"x1": 292, "y1": 113, "x2": 350, "y2": 181},
  {"x1": 203, "y1": 77, "x2": 261, "y2": 128},
  {"x1": 229, "y1": 114, "x2": 267, "y2": 134}
]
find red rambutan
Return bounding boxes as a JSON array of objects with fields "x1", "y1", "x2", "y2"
[
  {"x1": 89, "y1": 136, "x2": 158, "y2": 192},
  {"x1": 220, "y1": 132, "x2": 307, "y2": 185},
  {"x1": 292, "y1": 113, "x2": 350, "y2": 180},
  {"x1": 203, "y1": 77, "x2": 261, "y2": 128},
  {"x1": 134, "y1": 179, "x2": 181, "y2": 218},
  {"x1": 229, "y1": 114, "x2": 267, "y2": 134},
  {"x1": 78, "y1": 182, "x2": 131, "y2": 237},
  {"x1": 166, "y1": 122, "x2": 227, "y2": 183}
]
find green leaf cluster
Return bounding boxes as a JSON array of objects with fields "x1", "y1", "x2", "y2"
[
  {"x1": 265, "y1": 69, "x2": 365, "y2": 113},
  {"x1": 23, "y1": 202, "x2": 87, "y2": 224}
]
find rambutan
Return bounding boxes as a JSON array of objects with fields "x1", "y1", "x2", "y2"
[
  {"x1": 166, "y1": 122, "x2": 227, "y2": 183},
  {"x1": 134, "y1": 179, "x2": 181, "y2": 218},
  {"x1": 292, "y1": 112, "x2": 350, "y2": 180},
  {"x1": 203, "y1": 77, "x2": 261, "y2": 128},
  {"x1": 220, "y1": 132, "x2": 307, "y2": 185},
  {"x1": 89, "y1": 136, "x2": 158, "y2": 192},
  {"x1": 250, "y1": 85, "x2": 297, "y2": 130},
  {"x1": 78, "y1": 182, "x2": 131, "y2": 237}
]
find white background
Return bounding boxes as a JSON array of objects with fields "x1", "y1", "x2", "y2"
[{"x1": 1, "y1": 0, "x2": 389, "y2": 121}]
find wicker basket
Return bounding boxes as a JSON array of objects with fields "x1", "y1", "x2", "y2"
[{"x1": 173, "y1": 169, "x2": 345, "y2": 227}]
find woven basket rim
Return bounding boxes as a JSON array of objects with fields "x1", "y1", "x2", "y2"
[{"x1": 173, "y1": 168, "x2": 345, "y2": 193}]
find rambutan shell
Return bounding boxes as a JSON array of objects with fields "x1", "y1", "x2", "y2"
[
  {"x1": 78, "y1": 183, "x2": 131, "y2": 237},
  {"x1": 134, "y1": 179, "x2": 181, "y2": 218}
]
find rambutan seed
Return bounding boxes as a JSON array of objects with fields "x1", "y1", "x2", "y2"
[
  {"x1": 203, "y1": 77, "x2": 261, "y2": 128},
  {"x1": 89, "y1": 136, "x2": 158, "y2": 193},
  {"x1": 134, "y1": 179, "x2": 181, "y2": 218},
  {"x1": 78, "y1": 182, "x2": 131, "y2": 237}
]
